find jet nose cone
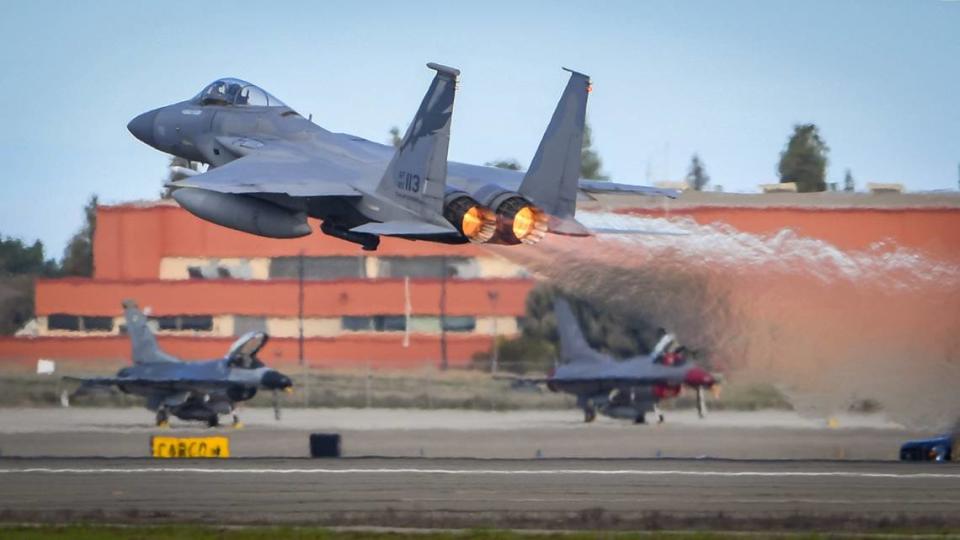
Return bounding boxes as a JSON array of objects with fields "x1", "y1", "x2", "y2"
[
  {"x1": 261, "y1": 369, "x2": 293, "y2": 390},
  {"x1": 127, "y1": 109, "x2": 159, "y2": 146}
]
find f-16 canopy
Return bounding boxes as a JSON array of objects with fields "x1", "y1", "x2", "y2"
[{"x1": 193, "y1": 78, "x2": 287, "y2": 108}]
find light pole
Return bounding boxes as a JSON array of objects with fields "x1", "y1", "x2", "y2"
[{"x1": 487, "y1": 290, "x2": 499, "y2": 374}]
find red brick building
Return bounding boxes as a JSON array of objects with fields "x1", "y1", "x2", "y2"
[{"x1": 1, "y1": 201, "x2": 534, "y2": 368}]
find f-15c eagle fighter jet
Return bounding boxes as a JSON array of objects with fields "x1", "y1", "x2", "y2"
[{"x1": 127, "y1": 63, "x2": 675, "y2": 250}]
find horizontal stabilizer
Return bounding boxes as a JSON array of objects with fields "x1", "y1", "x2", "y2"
[
  {"x1": 350, "y1": 221, "x2": 458, "y2": 237},
  {"x1": 588, "y1": 226, "x2": 689, "y2": 236},
  {"x1": 547, "y1": 216, "x2": 592, "y2": 237},
  {"x1": 578, "y1": 180, "x2": 679, "y2": 199}
]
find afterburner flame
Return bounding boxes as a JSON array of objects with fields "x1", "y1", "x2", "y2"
[
  {"x1": 443, "y1": 195, "x2": 496, "y2": 243},
  {"x1": 513, "y1": 207, "x2": 536, "y2": 240},
  {"x1": 512, "y1": 205, "x2": 548, "y2": 245},
  {"x1": 462, "y1": 206, "x2": 488, "y2": 240}
]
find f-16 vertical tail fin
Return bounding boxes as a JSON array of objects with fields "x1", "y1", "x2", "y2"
[
  {"x1": 554, "y1": 298, "x2": 606, "y2": 364},
  {"x1": 376, "y1": 63, "x2": 460, "y2": 218},
  {"x1": 519, "y1": 68, "x2": 592, "y2": 236},
  {"x1": 123, "y1": 300, "x2": 178, "y2": 365}
]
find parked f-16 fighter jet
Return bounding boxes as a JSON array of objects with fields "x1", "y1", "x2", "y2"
[
  {"x1": 65, "y1": 300, "x2": 293, "y2": 428},
  {"x1": 127, "y1": 63, "x2": 676, "y2": 251},
  {"x1": 506, "y1": 299, "x2": 718, "y2": 424}
]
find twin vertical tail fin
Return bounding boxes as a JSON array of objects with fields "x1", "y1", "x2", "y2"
[
  {"x1": 123, "y1": 299, "x2": 177, "y2": 365},
  {"x1": 376, "y1": 63, "x2": 460, "y2": 220},
  {"x1": 519, "y1": 68, "x2": 592, "y2": 236}
]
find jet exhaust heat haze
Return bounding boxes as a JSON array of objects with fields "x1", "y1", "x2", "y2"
[{"x1": 501, "y1": 211, "x2": 960, "y2": 431}]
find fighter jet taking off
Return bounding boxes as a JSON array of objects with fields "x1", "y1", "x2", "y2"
[
  {"x1": 504, "y1": 299, "x2": 719, "y2": 424},
  {"x1": 128, "y1": 64, "x2": 676, "y2": 250},
  {"x1": 64, "y1": 301, "x2": 293, "y2": 428}
]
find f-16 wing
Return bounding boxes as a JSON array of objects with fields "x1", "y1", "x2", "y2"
[{"x1": 65, "y1": 376, "x2": 236, "y2": 396}]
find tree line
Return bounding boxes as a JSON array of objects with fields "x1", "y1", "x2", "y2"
[
  {"x1": 0, "y1": 195, "x2": 97, "y2": 334},
  {"x1": 395, "y1": 121, "x2": 849, "y2": 193}
]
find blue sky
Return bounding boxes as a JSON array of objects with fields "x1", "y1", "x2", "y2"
[{"x1": 1, "y1": 0, "x2": 957, "y2": 256}]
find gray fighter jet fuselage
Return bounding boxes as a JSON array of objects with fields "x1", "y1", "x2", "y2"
[
  {"x1": 127, "y1": 65, "x2": 675, "y2": 251},
  {"x1": 516, "y1": 299, "x2": 717, "y2": 424},
  {"x1": 67, "y1": 301, "x2": 293, "y2": 427}
]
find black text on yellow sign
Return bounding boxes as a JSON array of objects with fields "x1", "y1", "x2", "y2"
[{"x1": 151, "y1": 436, "x2": 230, "y2": 458}]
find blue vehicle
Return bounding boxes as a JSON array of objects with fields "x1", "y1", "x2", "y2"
[{"x1": 900, "y1": 434, "x2": 954, "y2": 462}]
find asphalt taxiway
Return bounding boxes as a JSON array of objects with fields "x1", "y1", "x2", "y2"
[
  {"x1": 1, "y1": 408, "x2": 954, "y2": 530},
  {"x1": 0, "y1": 457, "x2": 957, "y2": 529}
]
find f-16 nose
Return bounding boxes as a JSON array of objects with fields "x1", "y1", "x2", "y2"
[
  {"x1": 261, "y1": 369, "x2": 293, "y2": 390},
  {"x1": 127, "y1": 109, "x2": 159, "y2": 146},
  {"x1": 684, "y1": 367, "x2": 715, "y2": 387}
]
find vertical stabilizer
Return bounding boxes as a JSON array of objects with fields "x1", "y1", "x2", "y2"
[
  {"x1": 376, "y1": 63, "x2": 460, "y2": 218},
  {"x1": 123, "y1": 300, "x2": 178, "y2": 364},
  {"x1": 554, "y1": 298, "x2": 605, "y2": 364},
  {"x1": 519, "y1": 68, "x2": 591, "y2": 225}
]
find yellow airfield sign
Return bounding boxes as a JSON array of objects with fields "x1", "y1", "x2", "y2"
[{"x1": 151, "y1": 436, "x2": 230, "y2": 458}]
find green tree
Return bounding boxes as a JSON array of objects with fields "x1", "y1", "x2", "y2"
[
  {"x1": 61, "y1": 195, "x2": 98, "y2": 277},
  {"x1": 580, "y1": 122, "x2": 609, "y2": 180},
  {"x1": 843, "y1": 168, "x2": 855, "y2": 192},
  {"x1": 0, "y1": 237, "x2": 58, "y2": 276},
  {"x1": 485, "y1": 159, "x2": 523, "y2": 171},
  {"x1": 388, "y1": 126, "x2": 402, "y2": 149},
  {"x1": 777, "y1": 124, "x2": 829, "y2": 192},
  {"x1": 0, "y1": 235, "x2": 59, "y2": 335},
  {"x1": 686, "y1": 154, "x2": 710, "y2": 191}
]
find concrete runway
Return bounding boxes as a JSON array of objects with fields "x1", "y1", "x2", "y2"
[
  {"x1": 0, "y1": 407, "x2": 926, "y2": 460},
  {"x1": 1, "y1": 408, "x2": 956, "y2": 530},
  {"x1": 0, "y1": 457, "x2": 958, "y2": 530}
]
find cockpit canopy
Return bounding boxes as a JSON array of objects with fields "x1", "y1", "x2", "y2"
[{"x1": 193, "y1": 78, "x2": 287, "y2": 108}]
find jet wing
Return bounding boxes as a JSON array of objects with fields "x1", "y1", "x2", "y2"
[
  {"x1": 65, "y1": 376, "x2": 235, "y2": 394},
  {"x1": 170, "y1": 140, "x2": 365, "y2": 198}
]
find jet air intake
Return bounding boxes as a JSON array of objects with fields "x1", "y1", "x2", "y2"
[
  {"x1": 443, "y1": 191, "x2": 496, "y2": 243},
  {"x1": 172, "y1": 188, "x2": 312, "y2": 239},
  {"x1": 471, "y1": 186, "x2": 549, "y2": 245}
]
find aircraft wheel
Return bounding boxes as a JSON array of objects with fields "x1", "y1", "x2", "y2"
[
  {"x1": 206, "y1": 415, "x2": 220, "y2": 428},
  {"x1": 155, "y1": 409, "x2": 170, "y2": 428},
  {"x1": 657, "y1": 413, "x2": 665, "y2": 424},
  {"x1": 231, "y1": 414, "x2": 244, "y2": 429},
  {"x1": 583, "y1": 407, "x2": 597, "y2": 423},
  {"x1": 634, "y1": 413, "x2": 647, "y2": 425}
]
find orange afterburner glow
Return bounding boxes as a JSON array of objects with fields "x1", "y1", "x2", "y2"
[
  {"x1": 443, "y1": 195, "x2": 496, "y2": 243},
  {"x1": 462, "y1": 206, "x2": 487, "y2": 240},
  {"x1": 512, "y1": 206, "x2": 537, "y2": 240},
  {"x1": 508, "y1": 204, "x2": 548, "y2": 245}
]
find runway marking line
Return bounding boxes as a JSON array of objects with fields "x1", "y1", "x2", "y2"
[{"x1": 0, "y1": 467, "x2": 958, "y2": 480}]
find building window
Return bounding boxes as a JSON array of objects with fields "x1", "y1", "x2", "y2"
[
  {"x1": 341, "y1": 315, "x2": 407, "y2": 332},
  {"x1": 151, "y1": 315, "x2": 213, "y2": 332},
  {"x1": 342, "y1": 316, "x2": 373, "y2": 332},
  {"x1": 47, "y1": 314, "x2": 114, "y2": 332},
  {"x1": 442, "y1": 316, "x2": 476, "y2": 333},
  {"x1": 341, "y1": 315, "x2": 475, "y2": 333},
  {"x1": 270, "y1": 256, "x2": 366, "y2": 280},
  {"x1": 377, "y1": 256, "x2": 478, "y2": 279},
  {"x1": 82, "y1": 316, "x2": 114, "y2": 332},
  {"x1": 187, "y1": 264, "x2": 238, "y2": 279},
  {"x1": 48, "y1": 314, "x2": 80, "y2": 331}
]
